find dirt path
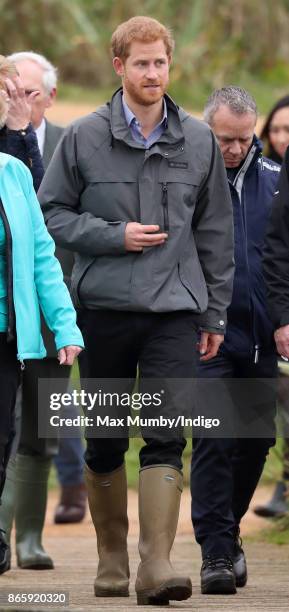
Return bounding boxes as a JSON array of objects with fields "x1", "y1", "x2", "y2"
[
  {"x1": 2, "y1": 488, "x2": 288, "y2": 612},
  {"x1": 1, "y1": 484, "x2": 286, "y2": 611}
]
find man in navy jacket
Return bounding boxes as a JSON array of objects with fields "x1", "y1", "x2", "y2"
[{"x1": 191, "y1": 87, "x2": 280, "y2": 595}]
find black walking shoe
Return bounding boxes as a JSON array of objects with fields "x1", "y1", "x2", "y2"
[
  {"x1": 201, "y1": 555, "x2": 236, "y2": 594},
  {"x1": 233, "y1": 533, "x2": 247, "y2": 587},
  {"x1": 0, "y1": 529, "x2": 11, "y2": 574}
]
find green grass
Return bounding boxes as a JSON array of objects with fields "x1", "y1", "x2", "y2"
[{"x1": 247, "y1": 515, "x2": 289, "y2": 546}]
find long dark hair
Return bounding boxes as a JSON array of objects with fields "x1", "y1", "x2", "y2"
[{"x1": 260, "y1": 95, "x2": 289, "y2": 163}]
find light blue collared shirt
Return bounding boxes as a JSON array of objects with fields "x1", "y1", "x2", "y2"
[{"x1": 122, "y1": 96, "x2": 168, "y2": 149}]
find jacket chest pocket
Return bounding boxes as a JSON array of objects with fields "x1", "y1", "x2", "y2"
[
  {"x1": 158, "y1": 168, "x2": 202, "y2": 230},
  {"x1": 82, "y1": 173, "x2": 138, "y2": 221}
]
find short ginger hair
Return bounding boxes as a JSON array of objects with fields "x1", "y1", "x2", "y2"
[{"x1": 111, "y1": 16, "x2": 174, "y2": 60}]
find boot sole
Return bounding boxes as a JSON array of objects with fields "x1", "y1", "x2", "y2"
[
  {"x1": 0, "y1": 549, "x2": 11, "y2": 574},
  {"x1": 18, "y1": 560, "x2": 54, "y2": 570},
  {"x1": 254, "y1": 508, "x2": 288, "y2": 518},
  {"x1": 201, "y1": 577, "x2": 236, "y2": 595},
  {"x1": 94, "y1": 587, "x2": 129, "y2": 597},
  {"x1": 136, "y1": 577, "x2": 192, "y2": 605}
]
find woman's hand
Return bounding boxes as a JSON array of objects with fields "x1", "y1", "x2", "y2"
[{"x1": 57, "y1": 345, "x2": 83, "y2": 366}]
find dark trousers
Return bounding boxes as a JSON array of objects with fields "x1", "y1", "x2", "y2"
[
  {"x1": 191, "y1": 347, "x2": 277, "y2": 557},
  {"x1": 78, "y1": 309, "x2": 198, "y2": 473},
  {"x1": 18, "y1": 358, "x2": 70, "y2": 458},
  {"x1": 0, "y1": 334, "x2": 20, "y2": 499}
]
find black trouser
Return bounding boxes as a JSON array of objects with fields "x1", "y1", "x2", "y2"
[
  {"x1": 78, "y1": 309, "x2": 198, "y2": 473},
  {"x1": 18, "y1": 358, "x2": 70, "y2": 458},
  {"x1": 0, "y1": 334, "x2": 21, "y2": 499},
  {"x1": 191, "y1": 347, "x2": 277, "y2": 557}
]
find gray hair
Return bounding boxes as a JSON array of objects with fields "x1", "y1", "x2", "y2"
[
  {"x1": 204, "y1": 86, "x2": 257, "y2": 125},
  {"x1": 7, "y1": 51, "x2": 57, "y2": 94}
]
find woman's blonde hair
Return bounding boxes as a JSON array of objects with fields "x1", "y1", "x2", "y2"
[
  {"x1": 0, "y1": 93, "x2": 8, "y2": 128},
  {"x1": 0, "y1": 55, "x2": 18, "y2": 90}
]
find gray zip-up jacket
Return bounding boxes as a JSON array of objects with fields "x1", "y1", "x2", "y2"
[{"x1": 39, "y1": 89, "x2": 234, "y2": 333}]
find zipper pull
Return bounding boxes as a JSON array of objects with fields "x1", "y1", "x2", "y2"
[
  {"x1": 20, "y1": 360, "x2": 25, "y2": 371},
  {"x1": 161, "y1": 183, "x2": 169, "y2": 232},
  {"x1": 254, "y1": 345, "x2": 259, "y2": 364}
]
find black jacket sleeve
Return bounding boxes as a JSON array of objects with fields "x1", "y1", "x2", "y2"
[
  {"x1": 263, "y1": 147, "x2": 289, "y2": 328},
  {"x1": 6, "y1": 123, "x2": 44, "y2": 191}
]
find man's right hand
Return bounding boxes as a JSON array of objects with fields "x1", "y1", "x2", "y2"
[
  {"x1": 5, "y1": 75, "x2": 40, "y2": 131},
  {"x1": 125, "y1": 223, "x2": 168, "y2": 252}
]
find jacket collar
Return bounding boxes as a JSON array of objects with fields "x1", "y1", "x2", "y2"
[
  {"x1": 228, "y1": 135, "x2": 263, "y2": 200},
  {"x1": 108, "y1": 88, "x2": 185, "y2": 152},
  {"x1": 241, "y1": 135, "x2": 263, "y2": 174}
]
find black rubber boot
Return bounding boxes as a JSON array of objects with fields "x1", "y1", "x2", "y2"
[{"x1": 254, "y1": 481, "x2": 289, "y2": 518}]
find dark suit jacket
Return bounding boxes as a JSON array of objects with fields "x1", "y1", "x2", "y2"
[
  {"x1": 42, "y1": 120, "x2": 64, "y2": 171},
  {"x1": 41, "y1": 120, "x2": 75, "y2": 356}
]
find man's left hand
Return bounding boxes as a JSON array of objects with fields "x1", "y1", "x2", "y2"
[
  {"x1": 197, "y1": 331, "x2": 224, "y2": 361},
  {"x1": 274, "y1": 325, "x2": 289, "y2": 359}
]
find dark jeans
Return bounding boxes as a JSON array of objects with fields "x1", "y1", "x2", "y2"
[
  {"x1": 78, "y1": 309, "x2": 198, "y2": 473},
  {"x1": 0, "y1": 334, "x2": 21, "y2": 499},
  {"x1": 53, "y1": 386, "x2": 85, "y2": 486},
  {"x1": 9, "y1": 360, "x2": 84, "y2": 487},
  {"x1": 19, "y1": 358, "x2": 70, "y2": 457},
  {"x1": 191, "y1": 347, "x2": 277, "y2": 557}
]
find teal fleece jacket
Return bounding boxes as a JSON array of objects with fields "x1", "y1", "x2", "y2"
[{"x1": 0, "y1": 152, "x2": 84, "y2": 360}]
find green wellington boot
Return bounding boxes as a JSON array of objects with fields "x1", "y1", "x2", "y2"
[
  {"x1": 84, "y1": 463, "x2": 129, "y2": 597},
  {"x1": 0, "y1": 458, "x2": 17, "y2": 573},
  {"x1": 15, "y1": 454, "x2": 54, "y2": 569},
  {"x1": 135, "y1": 465, "x2": 192, "y2": 606},
  {"x1": 0, "y1": 457, "x2": 17, "y2": 544}
]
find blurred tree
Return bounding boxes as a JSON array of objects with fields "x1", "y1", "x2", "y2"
[{"x1": 0, "y1": 0, "x2": 289, "y2": 93}]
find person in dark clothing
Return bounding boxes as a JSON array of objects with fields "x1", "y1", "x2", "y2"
[
  {"x1": 191, "y1": 86, "x2": 280, "y2": 595},
  {"x1": 0, "y1": 55, "x2": 44, "y2": 190},
  {"x1": 254, "y1": 96, "x2": 289, "y2": 519},
  {"x1": 260, "y1": 95, "x2": 289, "y2": 164},
  {"x1": 264, "y1": 148, "x2": 289, "y2": 356}
]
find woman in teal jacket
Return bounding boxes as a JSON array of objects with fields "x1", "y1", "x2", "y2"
[{"x1": 0, "y1": 95, "x2": 84, "y2": 573}]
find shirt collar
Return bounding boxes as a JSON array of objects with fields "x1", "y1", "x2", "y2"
[
  {"x1": 35, "y1": 118, "x2": 46, "y2": 156},
  {"x1": 122, "y1": 95, "x2": 168, "y2": 130}
]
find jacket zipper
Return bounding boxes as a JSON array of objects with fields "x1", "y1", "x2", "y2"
[
  {"x1": 161, "y1": 183, "x2": 169, "y2": 232},
  {"x1": 0, "y1": 198, "x2": 16, "y2": 344}
]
